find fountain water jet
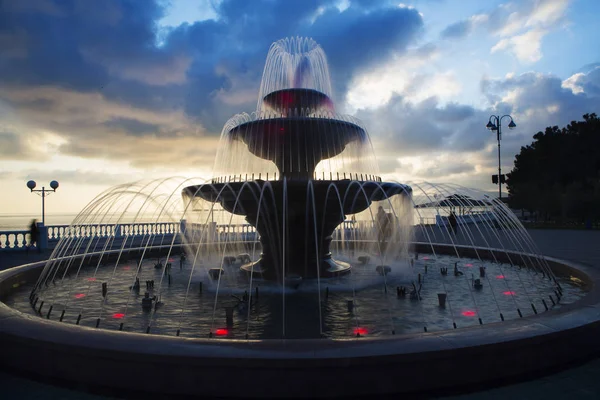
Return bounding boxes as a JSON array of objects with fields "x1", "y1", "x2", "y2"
[{"x1": 186, "y1": 37, "x2": 409, "y2": 281}]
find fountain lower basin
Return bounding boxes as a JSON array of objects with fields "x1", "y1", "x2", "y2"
[{"x1": 0, "y1": 246, "x2": 598, "y2": 398}]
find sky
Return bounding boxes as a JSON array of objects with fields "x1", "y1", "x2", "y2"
[{"x1": 1, "y1": 0, "x2": 599, "y2": 216}]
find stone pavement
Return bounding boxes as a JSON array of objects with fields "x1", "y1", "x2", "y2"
[
  {"x1": 447, "y1": 228, "x2": 600, "y2": 399},
  {"x1": 1, "y1": 229, "x2": 599, "y2": 399}
]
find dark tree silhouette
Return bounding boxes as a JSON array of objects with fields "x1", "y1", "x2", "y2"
[{"x1": 507, "y1": 113, "x2": 600, "y2": 223}]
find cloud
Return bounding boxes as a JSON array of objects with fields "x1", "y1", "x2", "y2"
[
  {"x1": 356, "y1": 60, "x2": 600, "y2": 187},
  {"x1": 478, "y1": 66, "x2": 600, "y2": 167},
  {"x1": 0, "y1": 0, "x2": 424, "y2": 169},
  {"x1": 440, "y1": 14, "x2": 488, "y2": 40},
  {"x1": 489, "y1": 0, "x2": 570, "y2": 63},
  {"x1": 440, "y1": 1, "x2": 569, "y2": 62},
  {"x1": 103, "y1": 118, "x2": 162, "y2": 137},
  {"x1": 0, "y1": 84, "x2": 212, "y2": 166},
  {"x1": 345, "y1": 44, "x2": 443, "y2": 110},
  {"x1": 0, "y1": 130, "x2": 37, "y2": 160},
  {"x1": 306, "y1": 4, "x2": 423, "y2": 96},
  {"x1": 482, "y1": 69, "x2": 600, "y2": 123},
  {"x1": 491, "y1": 28, "x2": 546, "y2": 63},
  {"x1": 21, "y1": 169, "x2": 133, "y2": 186},
  {"x1": 440, "y1": 20, "x2": 472, "y2": 39},
  {"x1": 562, "y1": 66, "x2": 600, "y2": 97},
  {"x1": 357, "y1": 93, "x2": 488, "y2": 160}
]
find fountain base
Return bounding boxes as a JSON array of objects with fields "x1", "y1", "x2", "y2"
[
  {"x1": 189, "y1": 179, "x2": 410, "y2": 281},
  {"x1": 240, "y1": 254, "x2": 351, "y2": 279}
]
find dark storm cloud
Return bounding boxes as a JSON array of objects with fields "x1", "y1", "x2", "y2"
[
  {"x1": 440, "y1": 20, "x2": 472, "y2": 39},
  {"x1": 307, "y1": 6, "x2": 423, "y2": 96},
  {"x1": 0, "y1": 0, "x2": 424, "y2": 164},
  {"x1": 0, "y1": 0, "x2": 423, "y2": 109}
]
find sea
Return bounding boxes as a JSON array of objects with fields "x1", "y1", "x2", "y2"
[{"x1": 0, "y1": 214, "x2": 79, "y2": 231}]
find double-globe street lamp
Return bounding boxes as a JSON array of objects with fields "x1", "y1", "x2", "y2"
[
  {"x1": 26, "y1": 180, "x2": 59, "y2": 225},
  {"x1": 486, "y1": 115, "x2": 516, "y2": 200}
]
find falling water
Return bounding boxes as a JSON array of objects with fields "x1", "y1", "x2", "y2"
[{"x1": 15, "y1": 37, "x2": 583, "y2": 340}]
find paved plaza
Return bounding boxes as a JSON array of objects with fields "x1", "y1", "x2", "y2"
[{"x1": 1, "y1": 228, "x2": 600, "y2": 399}]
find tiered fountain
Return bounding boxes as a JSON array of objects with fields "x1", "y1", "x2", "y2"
[
  {"x1": 185, "y1": 37, "x2": 409, "y2": 281},
  {"x1": 0, "y1": 37, "x2": 598, "y2": 398}
]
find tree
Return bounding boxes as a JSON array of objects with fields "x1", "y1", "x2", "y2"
[{"x1": 506, "y1": 113, "x2": 600, "y2": 222}]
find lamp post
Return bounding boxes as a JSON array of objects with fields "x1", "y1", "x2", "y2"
[
  {"x1": 486, "y1": 115, "x2": 516, "y2": 200},
  {"x1": 26, "y1": 180, "x2": 59, "y2": 225}
]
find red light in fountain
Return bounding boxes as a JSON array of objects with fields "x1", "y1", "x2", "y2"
[
  {"x1": 503, "y1": 291, "x2": 516, "y2": 296},
  {"x1": 87, "y1": 277, "x2": 97, "y2": 282},
  {"x1": 461, "y1": 310, "x2": 476, "y2": 317},
  {"x1": 168, "y1": 258, "x2": 174, "y2": 262},
  {"x1": 353, "y1": 327, "x2": 368, "y2": 336},
  {"x1": 74, "y1": 293, "x2": 86, "y2": 299},
  {"x1": 465, "y1": 263, "x2": 473, "y2": 267},
  {"x1": 215, "y1": 328, "x2": 228, "y2": 336},
  {"x1": 496, "y1": 275, "x2": 505, "y2": 279},
  {"x1": 113, "y1": 313, "x2": 125, "y2": 319},
  {"x1": 123, "y1": 266, "x2": 130, "y2": 271},
  {"x1": 422, "y1": 257, "x2": 429, "y2": 260}
]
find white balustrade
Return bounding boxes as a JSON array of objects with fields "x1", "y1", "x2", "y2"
[
  {"x1": 1, "y1": 221, "x2": 361, "y2": 251},
  {"x1": 0, "y1": 230, "x2": 32, "y2": 250}
]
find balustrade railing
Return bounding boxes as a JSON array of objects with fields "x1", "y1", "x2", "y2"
[
  {"x1": 0, "y1": 230, "x2": 31, "y2": 251},
  {"x1": 1, "y1": 220, "x2": 372, "y2": 251}
]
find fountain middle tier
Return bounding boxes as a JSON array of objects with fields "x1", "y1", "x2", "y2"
[
  {"x1": 185, "y1": 180, "x2": 411, "y2": 281},
  {"x1": 227, "y1": 116, "x2": 368, "y2": 180}
]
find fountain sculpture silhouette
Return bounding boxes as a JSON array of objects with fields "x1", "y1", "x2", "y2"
[{"x1": 185, "y1": 37, "x2": 410, "y2": 281}]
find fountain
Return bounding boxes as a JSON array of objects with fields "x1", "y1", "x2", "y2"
[
  {"x1": 185, "y1": 37, "x2": 409, "y2": 281},
  {"x1": 0, "y1": 38, "x2": 599, "y2": 398}
]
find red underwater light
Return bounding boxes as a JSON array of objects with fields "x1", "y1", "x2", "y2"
[
  {"x1": 503, "y1": 291, "x2": 516, "y2": 296},
  {"x1": 496, "y1": 275, "x2": 505, "y2": 279},
  {"x1": 87, "y1": 277, "x2": 97, "y2": 281},
  {"x1": 353, "y1": 327, "x2": 368, "y2": 336},
  {"x1": 461, "y1": 310, "x2": 476, "y2": 317},
  {"x1": 113, "y1": 313, "x2": 125, "y2": 319},
  {"x1": 74, "y1": 293, "x2": 86, "y2": 299},
  {"x1": 215, "y1": 328, "x2": 228, "y2": 336}
]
